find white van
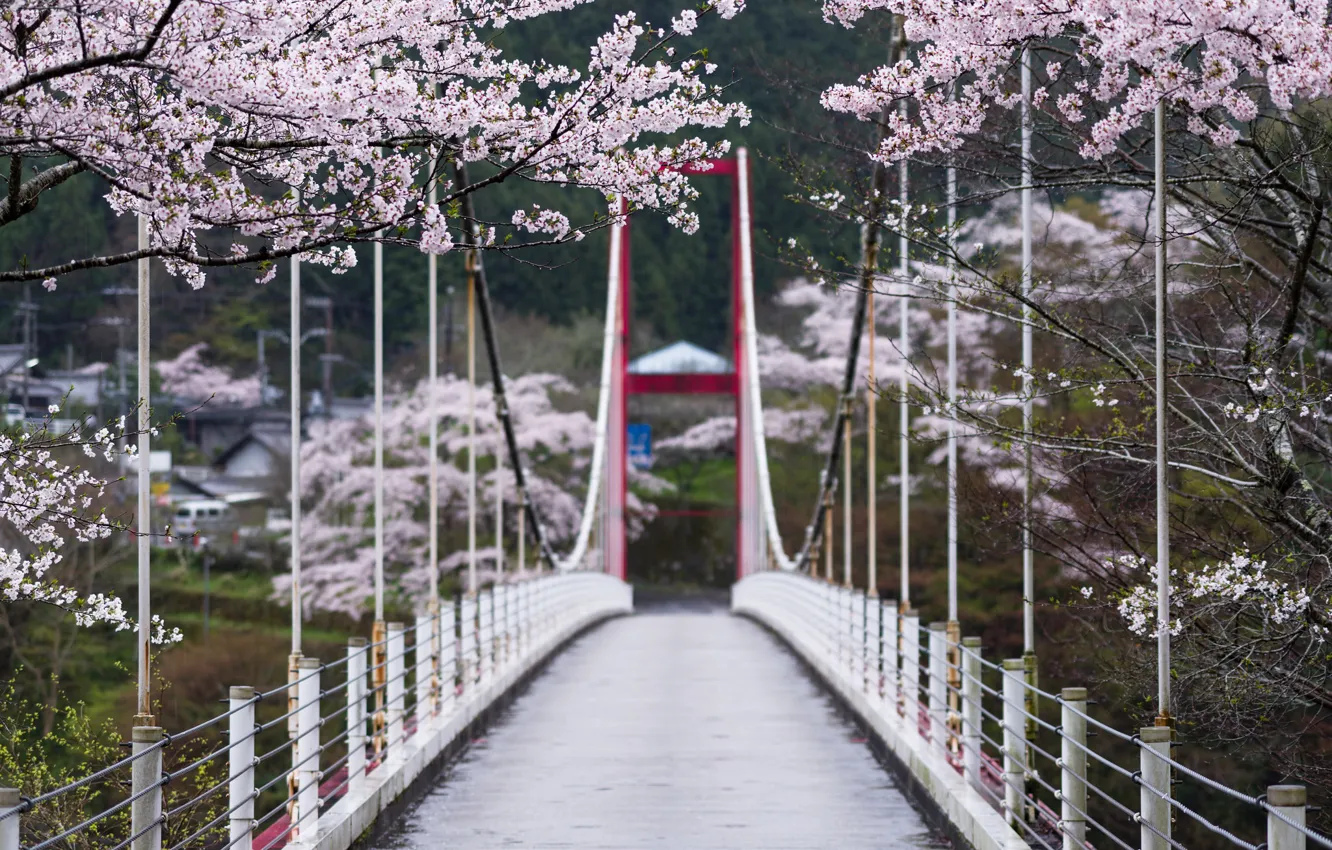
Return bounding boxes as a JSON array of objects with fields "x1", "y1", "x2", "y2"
[{"x1": 172, "y1": 500, "x2": 233, "y2": 539}]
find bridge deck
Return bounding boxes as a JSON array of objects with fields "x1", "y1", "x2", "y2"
[{"x1": 376, "y1": 601, "x2": 944, "y2": 849}]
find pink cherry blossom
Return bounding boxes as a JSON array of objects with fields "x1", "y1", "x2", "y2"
[
  {"x1": 156, "y1": 343, "x2": 262, "y2": 406},
  {"x1": 2, "y1": 0, "x2": 750, "y2": 287},
  {"x1": 819, "y1": 0, "x2": 1332, "y2": 161}
]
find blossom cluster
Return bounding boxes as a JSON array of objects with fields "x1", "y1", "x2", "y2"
[
  {"x1": 819, "y1": 0, "x2": 1332, "y2": 162},
  {"x1": 286, "y1": 372, "x2": 656, "y2": 615},
  {"x1": 2, "y1": 0, "x2": 750, "y2": 286},
  {"x1": 1103, "y1": 551, "x2": 1321, "y2": 640},
  {"x1": 0, "y1": 413, "x2": 181, "y2": 642},
  {"x1": 156, "y1": 344, "x2": 262, "y2": 406}
]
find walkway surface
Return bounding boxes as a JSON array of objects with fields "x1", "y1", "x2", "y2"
[{"x1": 376, "y1": 599, "x2": 946, "y2": 849}]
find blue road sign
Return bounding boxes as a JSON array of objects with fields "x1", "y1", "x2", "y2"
[{"x1": 627, "y1": 423, "x2": 653, "y2": 469}]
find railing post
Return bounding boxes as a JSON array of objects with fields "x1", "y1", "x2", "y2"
[
  {"x1": 495, "y1": 584, "x2": 507, "y2": 668},
  {"x1": 1059, "y1": 688, "x2": 1088, "y2": 849},
  {"x1": 902, "y1": 612, "x2": 920, "y2": 724},
  {"x1": 130, "y1": 726, "x2": 164, "y2": 850},
  {"x1": 1002, "y1": 659, "x2": 1026, "y2": 826},
  {"x1": 386, "y1": 623, "x2": 405, "y2": 759},
  {"x1": 461, "y1": 595, "x2": 476, "y2": 692},
  {"x1": 478, "y1": 589, "x2": 492, "y2": 683},
  {"x1": 865, "y1": 597, "x2": 881, "y2": 697},
  {"x1": 928, "y1": 622, "x2": 947, "y2": 747},
  {"x1": 1267, "y1": 786, "x2": 1307, "y2": 850},
  {"x1": 1139, "y1": 726, "x2": 1171, "y2": 850},
  {"x1": 883, "y1": 600, "x2": 899, "y2": 707},
  {"x1": 518, "y1": 581, "x2": 529, "y2": 655},
  {"x1": 961, "y1": 637, "x2": 982, "y2": 789},
  {"x1": 440, "y1": 600, "x2": 456, "y2": 716},
  {"x1": 294, "y1": 656, "x2": 321, "y2": 844},
  {"x1": 347, "y1": 638, "x2": 367, "y2": 793},
  {"x1": 228, "y1": 687, "x2": 256, "y2": 850},
  {"x1": 0, "y1": 789, "x2": 18, "y2": 850},
  {"x1": 823, "y1": 581, "x2": 835, "y2": 662},
  {"x1": 414, "y1": 613, "x2": 432, "y2": 730},
  {"x1": 503, "y1": 583, "x2": 514, "y2": 665},
  {"x1": 840, "y1": 588, "x2": 852, "y2": 679},
  {"x1": 853, "y1": 591, "x2": 866, "y2": 687}
]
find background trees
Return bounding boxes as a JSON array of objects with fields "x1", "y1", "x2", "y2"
[{"x1": 809, "y1": 0, "x2": 1332, "y2": 792}]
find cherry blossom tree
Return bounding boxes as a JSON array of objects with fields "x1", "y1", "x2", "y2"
[
  {"x1": 286, "y1": 372, "x2": 657, "y2": 615},
  {"x1": 0, "y1": 412, "x2": 180, "y2": 641},
  {"x1": 1, "y1": 0, "x2": 750, "y2": 288},
  {"x1": 808, "y1": 0, "x2": 1332, "y2": 761},
  {"x1": 156, "y1": 343, "x2": 261, "y2": 406}
]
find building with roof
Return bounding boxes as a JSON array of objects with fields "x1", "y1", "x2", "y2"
[{"x1": 628, "y1": 341, "x2": 731, "y2": 375}]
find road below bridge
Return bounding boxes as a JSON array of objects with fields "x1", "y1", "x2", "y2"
[{"x1": 375, "y1": 596, "x2": 946, "y2": 849}]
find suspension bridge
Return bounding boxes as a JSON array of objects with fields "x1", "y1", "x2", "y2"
[{"x1": 1, "y1": 147, "x2": 1326, "y2": 850}]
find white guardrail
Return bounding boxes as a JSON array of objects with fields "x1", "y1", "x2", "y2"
[
  {"x1": 0, "y1": 573, "x2": 631, "y2": 850},
  {"x1": 733, "y1": 571, "x2": 1326, "y2": 850}
]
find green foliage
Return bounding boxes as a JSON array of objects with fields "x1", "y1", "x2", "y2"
[{"x1": 0, "y1": 677, "x2": 128, "y2": 850}]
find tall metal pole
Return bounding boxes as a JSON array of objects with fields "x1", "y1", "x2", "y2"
[
  {"x1": 946, "y1": 162, "x2": 958, "y2": 624},
  {"x1": 428, "y1": 172, "x2": 439, "y2": 610},
  {"x1": 824, "y1": 490, "x2": 834, "y2": 582},
  {"x1": 257, "y1": 333, "x2": 268, "y2": 408},
  {"x1": 322, "y1": 299, "x2": 333, "y2": 411},
  {"x1": 867, "y1": 280, "x2": 877, "y2": 594},
  {"x1": 135, "y1": 213, "x2": 152, "y2": 723},
  {"x1": 467, "y1": 258, "x2": 477, "y2": 596},
  {"x1": 1154, "y1": 98, "x2": 1171, "y2": 724},
  {"x1": 495, "y1": 432, "x2": 504, "y2": 575},
  {"x1": 945, "y1": 129, "x2": 962, "y2": 748},
  {"x1": 843, "y1": 399, "x2": 853, "y2": 588},
  {"x1": 898, "y1": 142, "x2": 910, "y2": 612},
  {"x1": 21, "y1": 283, "x2": 30, "y2": 413},
  {"x1": 1019, "y1": 45, "x2": 1041, "y2": 778},
  {"x1": 374, "y1": 238, "x2": 385, "y2": 620},
  {"x1": 517, "y1": 491, "x2": 526, "y2": 575},
  {"x1": 370, "y1": 222, "x2": 387, "y2": 756},
  {"x1": 1020, "y1": 47, "x2": 1037, "y2": 689},
  {"x1": 286, "y1": 255, "x2": 303, "y2": 814},
  {"x1": 290, "y1": 254, "x2": 302, "y2": 656}
]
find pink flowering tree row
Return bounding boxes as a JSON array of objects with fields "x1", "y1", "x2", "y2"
[
  {"x1": 284, "y1": 372, "x2": 659, "y2": 616},
  {"x1": 0, "y1": 0, "x2": 751, "y2": 633},
  {"x1": 2, "y1": 0, "x2": 751, "y2": 288},
  {"x1": 806, "y1": 0, "x2": 1332, "y2": 755}
]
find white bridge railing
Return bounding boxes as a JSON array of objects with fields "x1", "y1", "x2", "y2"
[
  {"x1": 0, "y1": 573, "x2": 631, "y2": 850},
  {"x1": 734, "y1": 571, "x2": 1326, "y2": 850}
]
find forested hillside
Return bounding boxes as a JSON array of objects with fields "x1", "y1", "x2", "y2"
[{"x1": 0, "y1": 1, "x2": 892, "y2": 388}]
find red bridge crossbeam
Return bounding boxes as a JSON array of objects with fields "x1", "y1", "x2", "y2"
[{"x1": 625, "y1": 373, "x2": 736, "y2": 395}]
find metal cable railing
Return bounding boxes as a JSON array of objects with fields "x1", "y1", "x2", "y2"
[
  {"x1": 0, "y1": 573, "x2": 631, "y2": 850},
  {"x1": 733, "y1": 571, "x2": 1330, "y2": 850}
]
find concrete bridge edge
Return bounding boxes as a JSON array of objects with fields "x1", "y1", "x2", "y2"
[
  {"x1": 732, "y1": 599, "x2": 1029, "y2": 850},
  {"x1": 302, "y1": 598, "x2": 634, "y2": 850}
]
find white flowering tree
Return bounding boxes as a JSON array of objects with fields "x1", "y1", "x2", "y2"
[
  {"x1": 156, "y1": 343, "x2": 261, "y2": 406},
  {"x1": 0, "y1": 0, "x2": 750, "y2": 645},
  {"x1": 1, "y1": 0, "x2": 749, "y2": 289},
  {"x1": 802, "y1": 0, "x2": 1332, "y2": 761},
  {"x1": 0, "y1": 411, "x2": 179, "y2": 640},
  {"x1": 286, "y1": 372, "x2": 659, "y2": 615}
]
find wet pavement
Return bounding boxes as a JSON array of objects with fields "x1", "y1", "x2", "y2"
[{"x1": 377, "y1": 600, "x2": 947, "y2": 849}]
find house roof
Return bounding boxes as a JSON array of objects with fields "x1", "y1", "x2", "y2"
[
  {"x1": 213, "y1": 424, "x2": 291, "y2": 468},
  {"x1": 628, "y1": 341, "x2": 731, "y2": 375},
  {"x1": 174, "y1": 473, "x2": 268, "y2": 504}
]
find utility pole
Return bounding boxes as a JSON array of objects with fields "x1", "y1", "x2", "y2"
[
  {"x1": 257, "y1": 329, "x2": 286, "y2": 407},
  {"x1": 20, "y1": 283, "x2": 33, "y2": 413},
  {"x1": 444, "y1": 285, "x2": 455, "y2": 376},
  {"x1": 305, "y1": 296, "x2": 334, "y2": 413}
]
